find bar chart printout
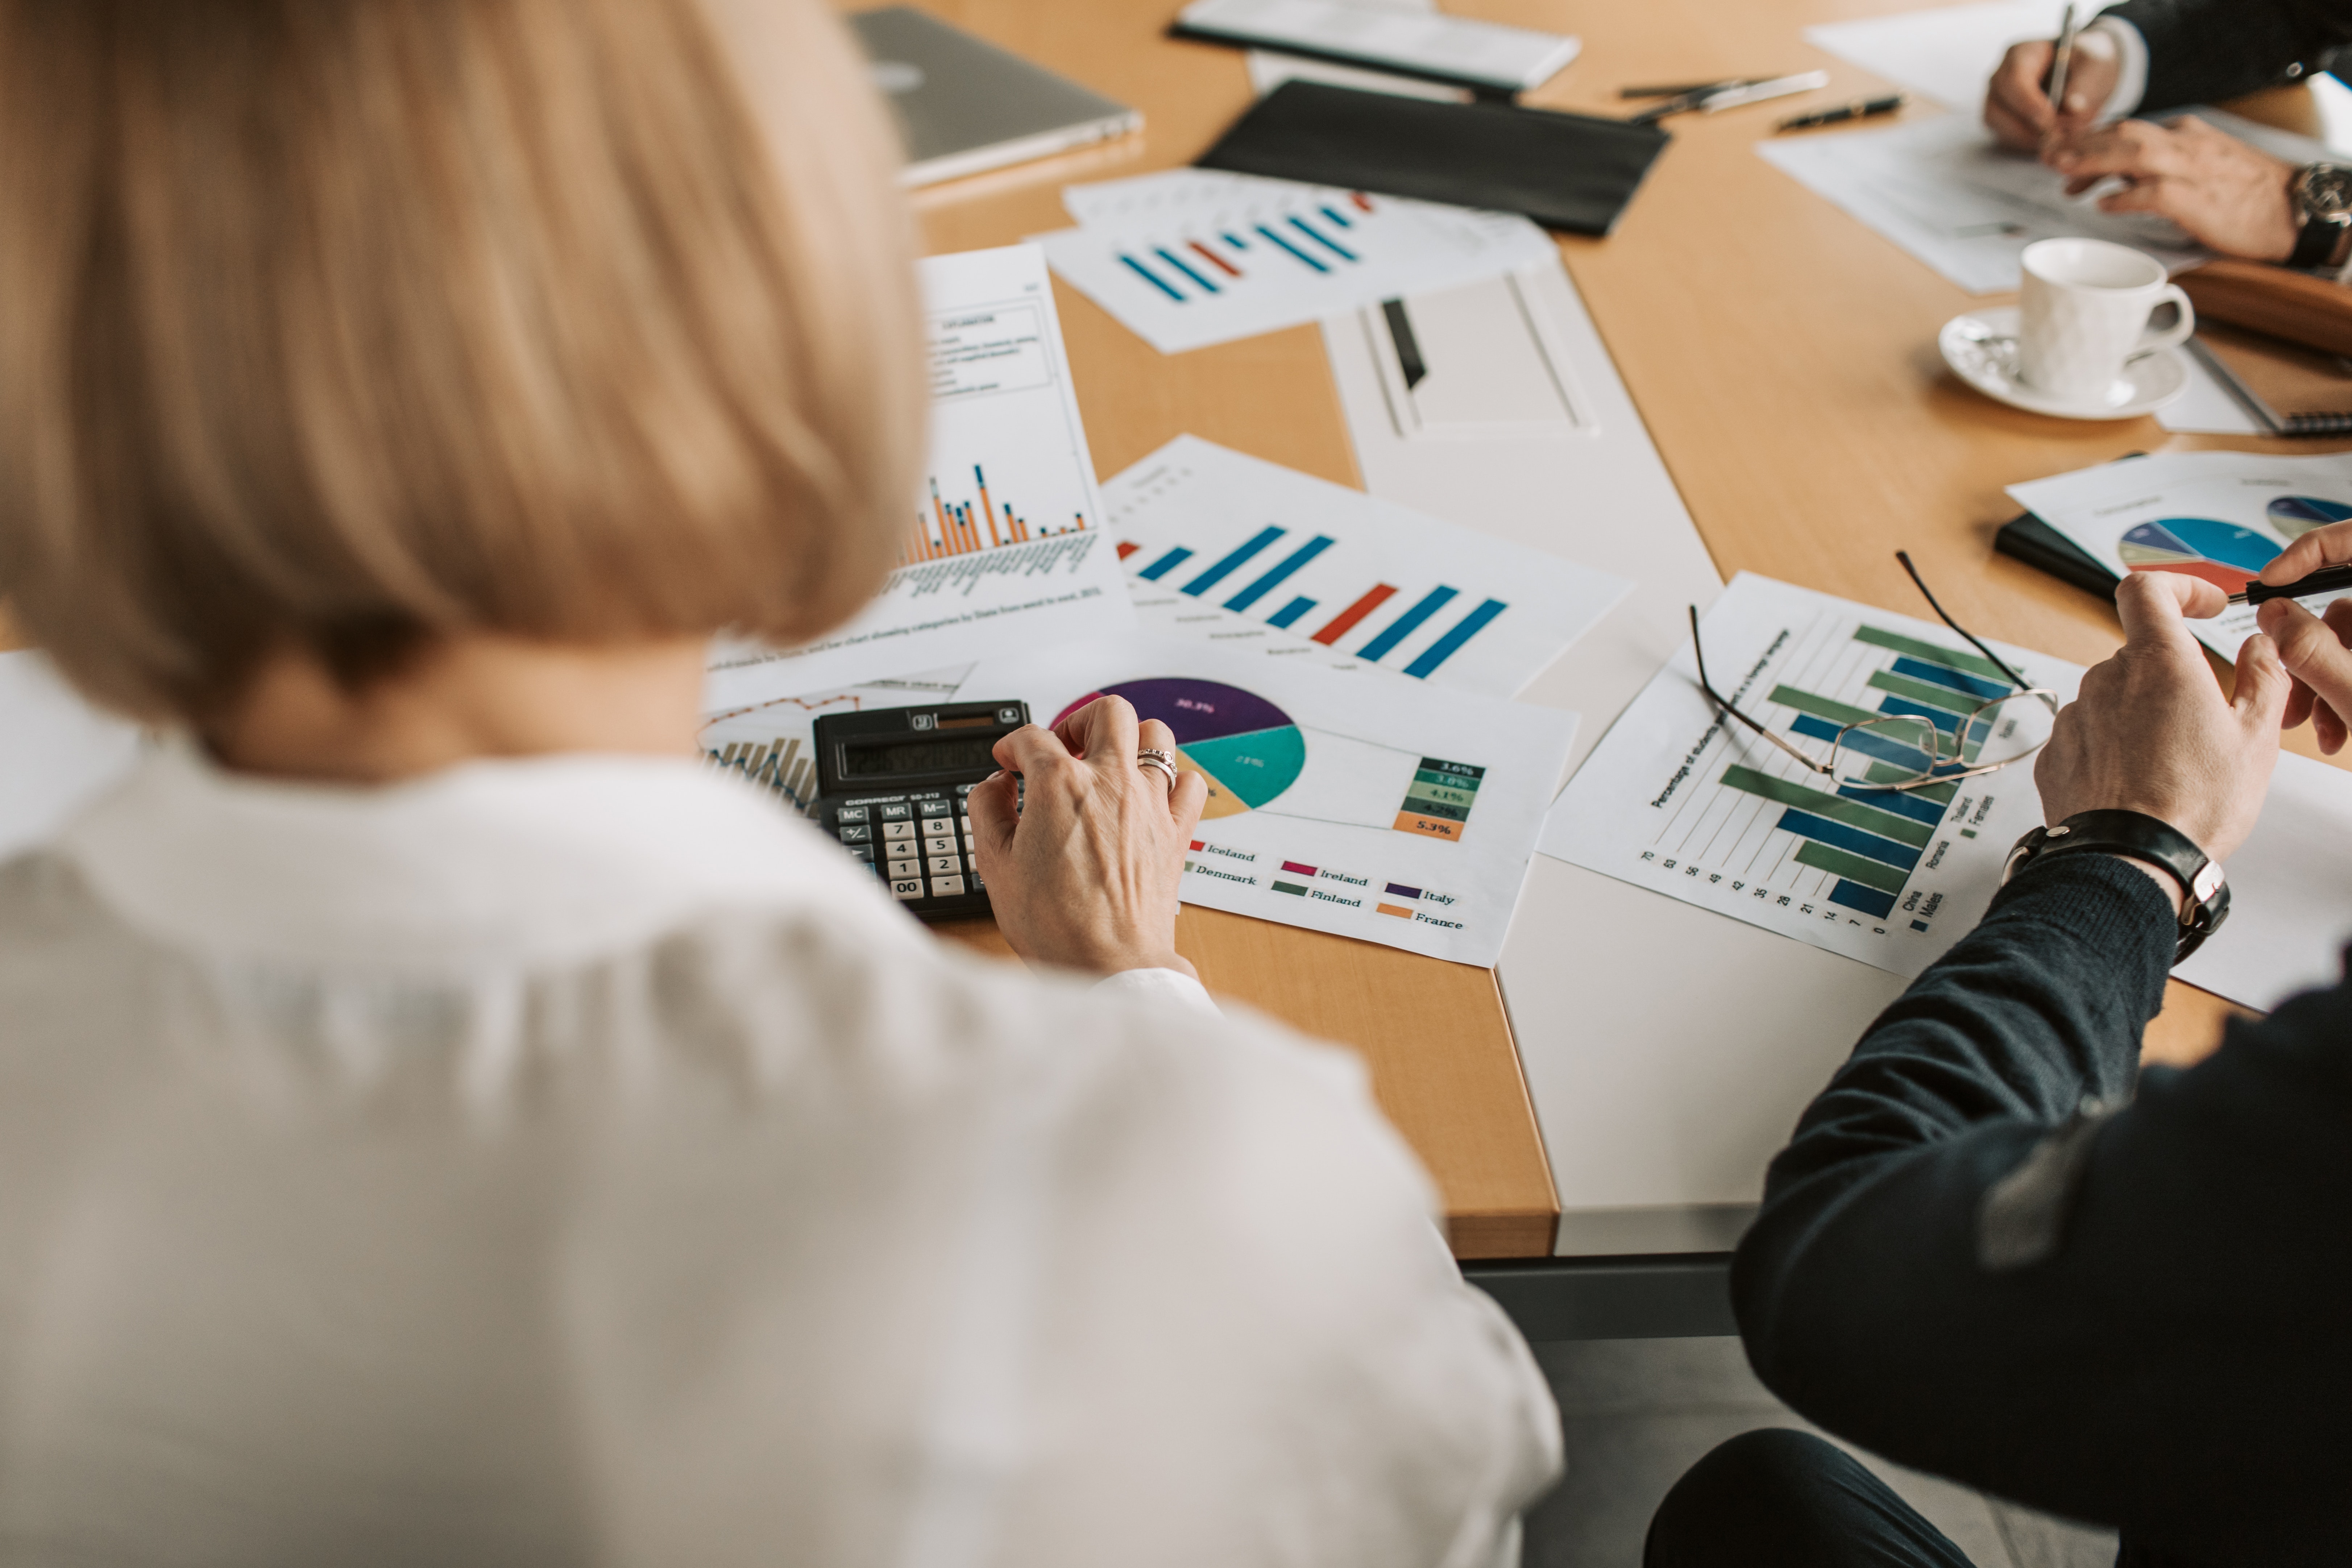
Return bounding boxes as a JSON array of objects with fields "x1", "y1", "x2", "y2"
[
  {"x1": 1542, "y1": 573, "x2": 2082, "y2": 980},
  {"x1": 704, "y1": 244, "x2": 1132, "y2": 710},
  {"x1": 1104, "y1": 435, "x2": 1629, "y2": 696}
]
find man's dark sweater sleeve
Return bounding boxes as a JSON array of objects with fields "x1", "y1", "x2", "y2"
[
  {"x1": 1733, "y1": 853, "x2": 2352, "y2": 1566},
  {"x1": 2103, "y1": 0, "x2": 2352, "y2": 115}
]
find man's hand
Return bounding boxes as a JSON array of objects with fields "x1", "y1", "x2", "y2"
[
  {"x1": 2254, "y1": 517, "x2": 2352, "y2": 752},
  {"x1": 2035, "y1": 571, "x2": 2288, "y2": 865},
  {"x1": 1986, "y1": 34, "x2": 2122, "y2": 152},
  {"x1": 967, "y1": 696, "x2": 1209, "y2": 978},
  {"x1": 2049, "y1": 117, "x2": 2299, "y2": 261}
]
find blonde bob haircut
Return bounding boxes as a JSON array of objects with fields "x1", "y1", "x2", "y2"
[{"x1": 0, "y1": 0, "x2": 925, "y2": 721}]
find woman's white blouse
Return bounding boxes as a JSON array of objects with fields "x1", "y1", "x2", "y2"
[{"x1": 0, "y1": 747, "x2": 1559, "y2": 1567}]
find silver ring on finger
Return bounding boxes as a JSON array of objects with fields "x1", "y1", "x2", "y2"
[{"x1": 1136, "y1": 748, "x2": 1179, "y2": 792}]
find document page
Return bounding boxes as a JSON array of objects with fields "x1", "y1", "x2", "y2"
[
  {"x1": 964, "y1": 633, "x2": 1576, "y2": 966},
  {"x1": 1542, "y1": 573, "x2": 2081, "y2": 979},
  {"x1": 1756, "y1": 114, "x2": 2201, "y2": 294},
  {"x1": 1803, "y1": 0, "x2": 2074, "y2": 111},
  {"x1": 704, "y1": 244, "x2": 1132, "y2": 706},
  {"x1": 1036, "y1": 169, "x2": 1557, "y2": 354},
  {"x1": 1103, "y1": 435, "x2": 1629, "y2": 696},
  {"x1": 2007, "y1": 450, "x2": 2352, "y2": 659}
]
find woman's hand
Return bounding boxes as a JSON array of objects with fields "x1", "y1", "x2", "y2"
[
  {"x1": 2256, "y1": 517, "x2": 2352, "y2": 752},
  {"x1": 966, "y1": 696, "x2": 1210, "y2": 978}
]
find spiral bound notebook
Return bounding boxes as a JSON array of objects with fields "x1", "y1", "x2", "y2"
[{"x1": 1195, "y1": 80, "x2": 1668, "y2": 236}]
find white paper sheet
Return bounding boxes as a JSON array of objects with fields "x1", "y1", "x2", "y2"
[
  {"x1": 2006, "y1": 450, "x2": 2352, "y2": 658},
  {"x1": 703, "y1": 245, "x2": 1132, "y2": 706},
  {"x1": 961, "y1": 633, "x2": 1575, "y2": 965},
  {"x1": 1036, "y1": 170, "x2": 1558, "y2": 355},
  {"x1": 2155, "y1": 347, "x2": 2267, "y2": 435},
  {"x1": 1756, "y1": 113, "x2": 2203, "y2": 294},
  {"x1": 2178, "y1": 751, "x2": 2352, "y2": 1011},
  {"x1": 1803, "y1": 0, "x2": 2074, "y2": 112},
  {"x1": 1542, "y1": 573, "x2": 2083, "y2": 979},
  {"x1": 0, "y1": 651, "x2": 142, "y2": 862},
  {"x1": 1103, "y1": 435, "x2": 1629, "y2": 695}
]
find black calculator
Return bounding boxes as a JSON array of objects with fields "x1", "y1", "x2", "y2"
[{"x1": 812, "y1": 700, "x2": 1030, "y2": 921}]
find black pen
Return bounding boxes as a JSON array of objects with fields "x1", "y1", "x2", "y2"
[
  {"x1": 2229, "y1": 564, "x2": 2352, "y2": 605},
  {"x1": 1775, "y1": 93, "x2": 1905, "y2": 132}
]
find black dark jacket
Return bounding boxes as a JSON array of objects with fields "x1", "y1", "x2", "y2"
[
  {"x1": 2106, "y1": 0, "x2": 2352, "y2": 114},
  {"x1": 1732, "y1": 853, "x2": 2352, "y2": 1566}
]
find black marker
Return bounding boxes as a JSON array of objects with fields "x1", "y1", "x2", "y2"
[
  {"x1": 1776, "y1": 93, "x2": 1905, "y2": 132},
  {"x1": 2229, "y1": 564, "x2": 2352, "y2": 605}
]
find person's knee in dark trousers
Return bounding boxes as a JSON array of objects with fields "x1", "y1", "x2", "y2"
[{"x1": 1646, "y1": 1428, "x2": 1979, "y2": 1568}]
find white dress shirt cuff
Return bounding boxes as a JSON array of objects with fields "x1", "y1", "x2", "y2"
[
  {"x1": 1093, "y1": 966, "x2": 1222, "y2": 1018},
  {"x1": 2087, "y1": 16, "x2": 2148, "y2": 122}
]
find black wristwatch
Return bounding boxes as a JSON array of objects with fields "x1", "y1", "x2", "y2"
[
  {"x1": 2289, "y1": 162, "x2": 2352, "y2": 271},
  {"x1": 2001, "y1": 809, "x2": 2229, "y2": 964}
]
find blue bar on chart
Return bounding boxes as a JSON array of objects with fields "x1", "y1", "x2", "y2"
[
  {"x1": 1269, "y1": 596, "x2": 1317, "y2": 629},
  {"x1": 1182, "y1": 526, "x2": 1285, "y2": 596},
  {"x1": 1357, "y1": 585, "x2": 1460, "y2": 662},
  {"x1": 1774, "y1": 810, "x2": 1922, "y2": 873},
  {"x1": 1225, "y1": 535, "x2": 1333, "y2": 611},
  {"x1": 1117, "y1": 253, "x2": 1185, "y2": 303},
  {"x1": 1402, "y1": 598, "x2": 1507, "y2": 679},
  {"x1": 1137, "y1": 546, "x2": 1194, "y2": 581},
  {"x1": 1830, "y1": 882, "x2": 1899, "y2": 918},
  {"x1": 1888, "y1": 655, "x2": 2008, "y2": 701},
  {"x1": 1288, "y1": 215, "x2": 1357, "y2": 263},
  {"x1": 1254, "y1": 224, "x2": 1330, "y2": 274},
  {"x1": 1152, "y1": 247, "x2": 1220, "y2": 294},
  {"x1": 1836, "y1": 784, "x2": 1945, "y2": 826}
]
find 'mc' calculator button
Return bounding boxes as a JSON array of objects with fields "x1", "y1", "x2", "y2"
[{"x1": 834, "y1": 806, "x2": 869, "y2": 824}]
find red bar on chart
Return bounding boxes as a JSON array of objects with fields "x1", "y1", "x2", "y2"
[
  {"x1": 1188, "y1": 240, "x2": 1241, "y2": 278},
  {"x1": 1117, "y1": 541, "x2": 1140, "y2": 560},
  {"x1": 1350, "y1": 191, "x2": 1374, "y2": 212},
  {"x1": 1311, "y1": 583, "x2": 1398, "y2": 646}
]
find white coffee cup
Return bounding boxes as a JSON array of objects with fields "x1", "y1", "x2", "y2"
[{"x1": 2016, "y1": 238, "x2": 2195, "y2": 407}]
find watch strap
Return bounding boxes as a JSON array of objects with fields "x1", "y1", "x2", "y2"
[{"x1": 2003, "y1": 809, "x2": 2229, "y2": 963}]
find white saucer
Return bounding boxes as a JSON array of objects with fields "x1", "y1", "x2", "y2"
[{"x1": 1938, "y1": 307, "x2": 2189, "y2": 420}]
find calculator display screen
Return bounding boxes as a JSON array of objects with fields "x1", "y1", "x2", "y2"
[{"x1": 842, "y1": 736, "x2": 999, "y2": 777}]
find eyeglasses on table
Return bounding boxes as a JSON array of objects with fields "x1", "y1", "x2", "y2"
[{"x1": 1689, "y1": 552, "x2": 2061, "y2": 794}]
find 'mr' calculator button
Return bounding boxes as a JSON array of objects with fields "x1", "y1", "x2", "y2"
[{"x1": 879, "y1": 803, "x2": 914, "y2": 820}]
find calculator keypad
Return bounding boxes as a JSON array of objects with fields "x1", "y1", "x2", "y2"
[{"x1": 825, "y1": 785, "x2": 985, "y2": 907}]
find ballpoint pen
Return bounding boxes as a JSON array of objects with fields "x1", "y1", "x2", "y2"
[
  {"x1": 2047, "y1": 3, "x2": 2081, "y2": 115},
  {"x1": 2229, "y1": 564, "x2": 2352, "y2": 605},
  {"x1": 1776, "y1": 93, "x2": 1906, "y2": 132},
  {"x1": 1623, "y1": 71, "x2": 1826, "y2": 125}
]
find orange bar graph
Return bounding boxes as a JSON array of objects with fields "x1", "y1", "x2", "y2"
[{"x1": 899, "y1": 463, "x2": 1088, "y2": 563}]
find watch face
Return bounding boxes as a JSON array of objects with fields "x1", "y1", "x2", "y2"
[{"x1": 2302, "y1": 163, "x2": 2352, "y2": 217}]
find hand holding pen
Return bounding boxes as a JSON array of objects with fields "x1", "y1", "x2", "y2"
[{"x1": 2240, "y1": 517, "x2": 2352, "y2": 752}]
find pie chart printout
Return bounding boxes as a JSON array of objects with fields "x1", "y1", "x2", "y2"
[
  {"x1": 1055, "y1": 678, "x2": 1305, "y2": 819},
  {"x1": 2116, "y1": 516, "x2": 2282, "y2": 593}
]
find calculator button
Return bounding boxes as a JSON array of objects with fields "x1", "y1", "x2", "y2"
[
  {"x1": 888, "y1": 857, "x2": 919, "y2": 879},
  {"x1": 926, "y1": 854, "x2": 961, "y2": 875},
  {"x1": 890, "y1": 877, "x2": 924, "y2": 900},
  {"x1": 846, "y1": 842, "x2": 875, "y2": 862},
  {"x1": 882, "y1": 820, "x2": 915, "y2": 841},
  {"x1": 929, "y1": 874, "x2": 966, "y2": 896},
  {"x1": 837, "y1": 824, "x2": 872, "y2": 844},
  {"x1": 880, "y1": 803, "x2": 913, "y2": 821},
  {"x1": 834, "y1": 806, "x2": 869, "y2": 824},
  {"x1": 920, "y1": 815, "x2": 952, "y2": 832},
  {"x1": 920, "y1": 835, "x2": 954, "y2": 856}
]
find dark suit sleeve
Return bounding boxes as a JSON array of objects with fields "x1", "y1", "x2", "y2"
[
  {"x1": 1733, "y1": 853, "x2": 2352, "y2": 1565},
  {"x1": 2103, "y1": 0, "x2": 2352, "y2": 114}
]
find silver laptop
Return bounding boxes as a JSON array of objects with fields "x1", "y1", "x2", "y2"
[{"x1": 850, "y1": 8, "x2": 1141, "y2": 188}]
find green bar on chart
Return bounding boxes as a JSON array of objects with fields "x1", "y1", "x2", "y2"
[
  {"x1": 1770, "y1": 685, "x2": 1879, "y2": 727},
  {"x1": 1795, "y1": 840, "x2": 1911, "y2": 895},
  {"x1": 1721, "y1": 766, "x2": 1933, "y2": 847},
  {"x1": 1851, "y1": 625, "x2": 2008, "y2": 681}
]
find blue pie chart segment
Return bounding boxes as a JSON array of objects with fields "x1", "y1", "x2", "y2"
[{"x1": 2117, "y1": 517, "x2": 2280, "y2": 592}]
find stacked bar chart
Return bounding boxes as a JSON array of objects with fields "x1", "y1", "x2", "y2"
[
  {"x1": 900, "y1": 463, "x2": 1088, "y2": 567},
  {"x1": 1724, "y1": 626, "x2": 2007, "y2": 920},
  {"x1": 704, "y1": 734, "x2": 818, "y2": 814}
]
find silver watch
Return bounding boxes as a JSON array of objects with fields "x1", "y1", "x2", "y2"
[{"x1": 2290, "y1": 162, "x2": 2352, "y2": 270}]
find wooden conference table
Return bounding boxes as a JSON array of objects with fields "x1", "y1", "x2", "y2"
[{"x1": 891, "y1": 0, "x2": 2352, "y2": 1264}]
